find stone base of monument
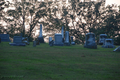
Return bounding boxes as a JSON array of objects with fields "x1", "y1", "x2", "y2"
[
  {"x1": 113, "y1": 46, "x2": 120, "y2": 52},
  {"x1": 102, "y1": 44, "x2": 115, "y2": 48},
  {"x1": 54, "y1": 42, "x2": 64, "y2": 46},
  {"x1": 9, "y1": 43, "x2": 26, "y2": 46},
  {"x1": 84, "y1": 44, "x2": 97, "y2": 49},
  {"x1": 71, "y1": 42, "x2": 75, "y2": 45},
  {"x1": 38, "y1": 36, "x2": 44, "y2": 43},
  {"x1": 54, "y1": 44, "x2": 64, "y2": 46},
  {"x1": 64, "y1": 42, "x2": 70, "y2": 46}
]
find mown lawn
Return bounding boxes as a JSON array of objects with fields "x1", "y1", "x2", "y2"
[{"x1": 0, "y1": 42, "x2": 120, "y2": 80}]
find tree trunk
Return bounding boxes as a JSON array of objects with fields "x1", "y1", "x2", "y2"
[{"x1": 22, "y1": 0, "x2": 25, "y2": 37}]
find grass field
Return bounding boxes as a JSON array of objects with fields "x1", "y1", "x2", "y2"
[{"x1": 0, "y1": 42, "x2": 120, "y2": 80}]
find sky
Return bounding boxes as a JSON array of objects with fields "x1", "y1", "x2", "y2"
[{"x1": 105, "y1": 0, "x2": 120, "y2": 6}]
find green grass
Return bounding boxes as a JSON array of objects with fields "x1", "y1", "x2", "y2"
[{"x1": 0, "y1": 42, "x2": 120, "y2": 80}]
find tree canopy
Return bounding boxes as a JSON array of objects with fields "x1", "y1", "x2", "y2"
[{"x1": 1, "y1": 0, "x2": 120, "y2": 44}]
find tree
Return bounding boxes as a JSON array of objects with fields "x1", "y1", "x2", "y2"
[
  {"x1": 6, "y1": 0, "x2": 49, "y2": 41},
  {"x1": 0, "y1": 0, "x2": 11, "y2": 34}
]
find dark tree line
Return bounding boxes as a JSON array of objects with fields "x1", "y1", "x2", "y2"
[{"x1": 0, "y1": 0, "x2": 120, "y2": 45}]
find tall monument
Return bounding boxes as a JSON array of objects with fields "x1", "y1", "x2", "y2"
[
  {"x1": 61, "y1": 26, "x2": 64, "y2": 42},
  {"x1": 38, "y1": 24, "x2": 44, "y2": 43}
]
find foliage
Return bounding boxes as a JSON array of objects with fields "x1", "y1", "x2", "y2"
[
  {"x1": 1, "y1": 0, "x2": 120, "y2": 44},
  {"x1": 5, "y1": 0, "x2": 50, "y2": 40}
]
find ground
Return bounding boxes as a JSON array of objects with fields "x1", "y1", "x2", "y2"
[{"x1": 0, "y1": 42, "x2": 120, "y2": 80}]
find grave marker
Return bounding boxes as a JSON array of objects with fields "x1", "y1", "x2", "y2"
[
  {"x1": 38, "y1": 24, "x2": 44, "y2": 43},
  {"x1": 84, "y1": 32, "x2": 97, "y2": 49},
  {"x1": 99, "y1": 34, "x2": 107, "y2": 45},
  {"x1": 54, "y1": 34, "x2": 64, "y2": 46},
  {"x1": 113, "y1": 46, "x2": 120, "y2": 52},
  {"x1": 102, "y1": 39, "x2": 115, "y2": 48},
  {"x1": 9, "y1": 36, "x2": 26, "y2": 46},
  {"x1": 33, "y1": 41, "x2": 36, "y2": 47},
  {"x1": 49, "y1": 37, "x2": 54, "y2": 46},
  {"x1": 71, "y1": 36, "x2": 75, "y2": 45},
  {"x1": 61, "y1": 26, "x2": 64, "y2": 42},
  {"x1": 64, "y1": 31, "x2": 70, "y2": 46}
]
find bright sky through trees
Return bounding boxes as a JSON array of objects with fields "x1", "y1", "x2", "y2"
[
  {"x1": 106, "y1": 0, "x2": 120, "y2": 6},
  {"x1": 5, "y1": 0, "x2": 120, "y2": 6}
]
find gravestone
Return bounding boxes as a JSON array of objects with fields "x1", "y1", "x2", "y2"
[
  {"x1": 99, "y1": 34, "x2": 107, "y2": 45},
  {"x1": 113, "y1": 46, "x2": 120, "y2": 52},
  {"x1": 22, "y1": 37, "x2": 29, "y2": 45},
  {"x1": 102, "y1": 39, "x2": 115, "y2": 48},
  {"x1": 61, "y1": 26, "x2": 64, "y2": 42},
  {"x1": 49, "y1": 37, "x2": 52, "y2": 44},
  {"x1": 71, "y1": 36, "x2": 75, "y2": 45},
  {"x1": 9, "y1": 36, "x2": 26, "y2": 46},
  {"x1": 33, "y1": 41, "x2": 36, "y2": 47},
  {"x1": 35, "y1": 38, "x2": 40, "y2": 45},
  {"x1": 84, "y1": 32, "x2": 97, "y2": 49},
  {"x1": 18, "y1": 33, "x2": 29, "y2": 45},
  {"x1": 64, "y1": 31, "x2": 70, "y2": 46},
  {"x1": 49, "y1": 37, "x2": 54, "y2": 46},
  {"x1": 38, "y1": 24, "x2": 44, "y2": 43},
  {"x1": 54, "y1": 34, "x2": 64, "y2": 46},
  {"x1": 0, "y1": 34, "x2": 11, "y2": 42}
]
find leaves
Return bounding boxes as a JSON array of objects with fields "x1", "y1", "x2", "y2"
[{"x1": 1, "y1": 0, "x2": 120, "y2": 44}]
